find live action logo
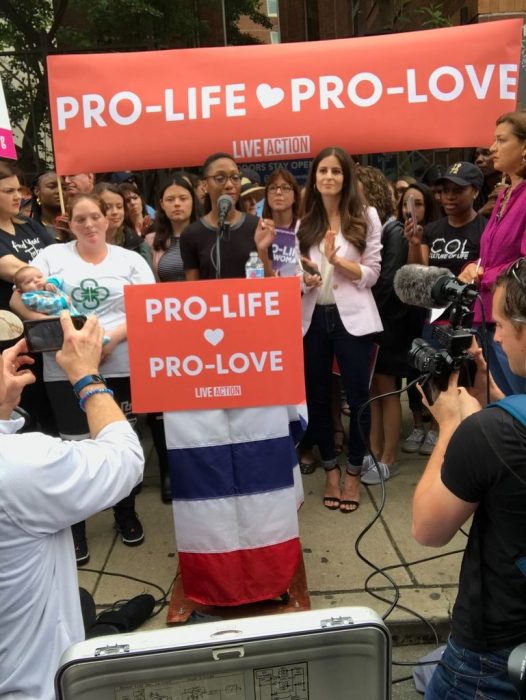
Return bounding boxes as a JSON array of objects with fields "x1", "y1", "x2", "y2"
[
  {"x1": 195, "y1": 385, "x2": 242, "y2": 398},
  {"x1": 233, "y1": 135, "x2": 311, "y2": 159}
]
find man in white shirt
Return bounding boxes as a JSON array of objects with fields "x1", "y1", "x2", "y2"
[{"x1": 0, "y1": 314, "x2": 145, "y2": 699}]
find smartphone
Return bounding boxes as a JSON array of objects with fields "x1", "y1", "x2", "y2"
[
  {"x1": 300, "y1": 259, "x2": 321, "y2": 278},
  {"x1": 24, "y1": 316, "x2": 87, "y2": 353},
  {"x1": 407, "y1": 194, "x2": 417, "y2": 233}
]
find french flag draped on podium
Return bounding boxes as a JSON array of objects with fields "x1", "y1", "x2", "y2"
[{"x1": 165, "y1": 405, "x2": 306, "y2": 606}]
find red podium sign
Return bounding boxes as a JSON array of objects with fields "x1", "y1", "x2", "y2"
[{"x1": 125, "y1": 277, "x2": 305, "y2": 412}]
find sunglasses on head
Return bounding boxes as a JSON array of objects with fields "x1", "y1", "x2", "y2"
[{"x1": 506, "y1": 258, "x2": 526, "y2": 290}]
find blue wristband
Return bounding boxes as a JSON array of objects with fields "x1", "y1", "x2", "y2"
[
  {"x1": 79, "y1": 387, "x2": 114, "y2": 412},
  {"x1": 73, "y1": 374, "x2": 106, "y2": 399}
]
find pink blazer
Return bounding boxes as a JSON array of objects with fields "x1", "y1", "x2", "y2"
[{"x1": 301, "y1": 206, "x2": 383, "y2": 337}]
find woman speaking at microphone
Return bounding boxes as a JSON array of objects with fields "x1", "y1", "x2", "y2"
[
  {"x1": 181, "y1": 152, "x2": 274, "y2": 279},
  {"x1": 298, "y1": 146, "x2": 383, "y2": 513},
  {"x1": 169, "y1": 152, "x2": 305, "y2": 609}
]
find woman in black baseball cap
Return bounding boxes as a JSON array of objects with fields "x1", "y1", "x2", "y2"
[
  {"x1": 404, "y1": 162, "x2": 487, "y2": 455},
  {"x1": 406, "y1": 161, "x2": 486, "y2": 277}
]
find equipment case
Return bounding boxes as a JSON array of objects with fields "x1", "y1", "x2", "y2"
[{"x1": 56, "y1": 606, "x2": 391, "y2": 699}]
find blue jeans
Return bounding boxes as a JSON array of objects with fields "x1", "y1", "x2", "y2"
[
  {"x1": 302, "y1": 304, "x2": 373, "y2": 472},
  {"x1": 425, "y1": 636, "x2": 519, "y2": 699}
]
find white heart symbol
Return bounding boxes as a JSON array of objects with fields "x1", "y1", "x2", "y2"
[
  {"x1": 204, "y1": 329, "x2": 224, "y2": 346},
  {"x1": 256, "y1": 83, "x2": 285, "y2": 109}
]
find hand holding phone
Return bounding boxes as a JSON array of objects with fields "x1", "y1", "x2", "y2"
[
  {"x1": 24, "y1": 316, "x2": 87, "y2": 353},
  {"x1": 407, "y1": 194, "x2": 417, "y2": 234},
  {"x1": 300, "y1": 259, "x2": 320, "y2": 277}
]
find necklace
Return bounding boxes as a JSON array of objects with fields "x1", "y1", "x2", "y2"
[{"x1": 496, "y1": 186, "x2": 513, "y2": 222}]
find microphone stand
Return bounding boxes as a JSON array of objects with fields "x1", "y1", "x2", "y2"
[{"x1": 214, "y1": 219, "x2": 230, "y2": 279}]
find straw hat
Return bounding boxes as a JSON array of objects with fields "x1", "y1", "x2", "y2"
[
  {"x1": 0, "y1": 310, "x2": 24, "y2": 351},
  {"x1": 240, "y1": 177, "x2": 265, "y2": 202}
]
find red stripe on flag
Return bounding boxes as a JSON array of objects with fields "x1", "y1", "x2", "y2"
[{"x1": 179, "y1": 538, "x2": 301, "y2": 606}]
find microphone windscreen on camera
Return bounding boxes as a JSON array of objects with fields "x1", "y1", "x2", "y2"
[{"x1": 394, "y1": 264, "x2": 454, "y2": 308}]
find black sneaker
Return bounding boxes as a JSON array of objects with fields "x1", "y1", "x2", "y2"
[
  {"x1": 72, "y1": 522, "x2": 90, "y2": 566},
  {"x1": 114, "y1": 510, "x2": 145, "y2": 546},
  {"x1": 96, "y1": 594, "x2": 155, "y2": 632}
]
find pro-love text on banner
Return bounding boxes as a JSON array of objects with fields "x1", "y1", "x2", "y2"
[
  {"x1": 0, "y1": 75, "x2": 16, "y2": 160},
  {"x1": 125, "y1": 277, "x2": 305, "y2": 412},
  {"x1": 47, "y1": 20, "x2": 522, "y2": 174}
]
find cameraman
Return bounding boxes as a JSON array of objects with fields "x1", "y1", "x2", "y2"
[
  {"x1": 0, "y1": 313, "x2": 144, "y2": 699},
  {"x1": 412, "y1": 258, "x2": 526, "y2": 699}
]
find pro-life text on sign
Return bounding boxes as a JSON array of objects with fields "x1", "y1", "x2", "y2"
[{"x1": 125, "y1": 277, "x2": 305, "y2": 412}]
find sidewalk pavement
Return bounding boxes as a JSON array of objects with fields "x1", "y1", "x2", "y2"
[{"x1": 78, "y1": 403, "x2": 464, "y2": 643}]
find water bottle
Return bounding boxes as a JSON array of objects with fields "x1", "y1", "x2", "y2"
[{"x1": 245, "y1": 251, "x2": 264, "y2": 279}]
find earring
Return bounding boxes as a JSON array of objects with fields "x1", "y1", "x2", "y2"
[{"x1": 36, "y1": 196, "x2": 41, "y2": 205}]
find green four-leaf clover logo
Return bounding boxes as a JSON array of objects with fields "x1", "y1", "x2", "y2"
[{"x1": 71, "y1": 279, "x2": 110, "y2": 310}]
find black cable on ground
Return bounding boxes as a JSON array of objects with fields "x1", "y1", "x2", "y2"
[{"x1": 81, "y1": 568, "x2": 177, "y2": 619}]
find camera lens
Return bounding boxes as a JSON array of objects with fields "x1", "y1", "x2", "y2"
[{"x1": 408, "y1": 338, "x2": 450, "y2": 376}]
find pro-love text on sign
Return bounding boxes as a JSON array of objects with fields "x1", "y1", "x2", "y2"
[
  {"x1": 47, "y1": 20, "x2": 522, "y2": 174},
  {"x1": 125, "y1": 277, "x2": 305, "y2": 412}
]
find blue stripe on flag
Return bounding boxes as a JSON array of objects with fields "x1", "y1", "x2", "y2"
[
  {"x1": 168, "y1": 434, "x2": 297, "y2": 499},
  {"x1": 289, "y1": 417, "x2": 306, "y2": 447}
]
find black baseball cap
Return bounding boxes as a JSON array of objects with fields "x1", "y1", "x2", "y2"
[{"x1": 436, "y1": 162, "x2": 484, "y2": 190}]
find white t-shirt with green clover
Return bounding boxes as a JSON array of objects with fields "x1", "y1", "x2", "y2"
[{"x1": 31, "y1": 241, "x2": 154, "y2": 380}]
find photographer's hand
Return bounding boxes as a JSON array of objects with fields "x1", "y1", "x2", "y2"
[
  {"x1": 56, "y1": 313, "x2": 127, "y2": 437},
  {"x1": 0, "y1": 339, "x2": 36, "y2": 419},
  {"x1": 419, "y1": 372, "x2": 481, "y2": 431},
  {"x1": 55, "y1": 312, "x2": 103, "y2": 384},
  {"x1": 413, "y1": 372, "x2": 480, "y2": 547}
]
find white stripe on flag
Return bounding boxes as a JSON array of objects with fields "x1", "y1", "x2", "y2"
[
  {"x1": 173, "y1": 486, "x2": 299, "y2": 553},
  {"x1": 293, "y1": 464, "x2": 304, "y2": 509},
  {"x1": 164, "y1": 406, "x2": 291, "y2": 449}
]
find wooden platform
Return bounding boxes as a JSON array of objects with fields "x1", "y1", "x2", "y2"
[{"x1": 167, "y1": 553, "x2": 311, "y2": 624}]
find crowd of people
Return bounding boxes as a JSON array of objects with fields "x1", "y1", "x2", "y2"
[{"x1": 0, "y1": 108, "x2": 525, "y2": 698}]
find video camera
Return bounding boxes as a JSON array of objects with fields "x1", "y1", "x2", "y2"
[{"x1": 393, "y1": 264, "x2": 479, "y2": 405}]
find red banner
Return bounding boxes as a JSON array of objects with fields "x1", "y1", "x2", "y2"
[
  {"x1": 47, "y1": 20, "x2": 522, "y2": 174},
  {"x1": 125, "y1": 277, "x2": 305, "y2": 412}
]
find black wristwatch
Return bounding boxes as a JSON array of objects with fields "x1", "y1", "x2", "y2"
[{"x1": 72, "y1": 374, "x2": 106, "y2": 399}]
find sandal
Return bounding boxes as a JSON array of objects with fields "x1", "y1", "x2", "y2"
[
  {"x1": 323, "y1": 465, "x2": 341, "y2": 511},
  {"x1": 299, "y1": 460, "x2": 316, "y2": 475},
  {"x1": 340, "y1": 472, "x2": 360, "y2": 514},
  {"x1": 334, "y1": 428, "x2": 345, "y2": 455}
]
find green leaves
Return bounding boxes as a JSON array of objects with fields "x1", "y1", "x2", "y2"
[{"x1": 0, "y1": 0, "x2": 270, "y2": 170}]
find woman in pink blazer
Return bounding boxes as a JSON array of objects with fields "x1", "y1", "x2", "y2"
[{"x1": 298, "y1": 147, "x2": 383, "y2": 513}]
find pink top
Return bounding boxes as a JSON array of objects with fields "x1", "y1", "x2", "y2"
[
  {"x1": 476, "y1": 180, "x2": 526, "y2": 323},
  {"x1": 301, "y1": 206, "x2": 383, "y2": 337}
]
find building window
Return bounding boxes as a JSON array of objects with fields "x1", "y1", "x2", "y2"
[
  {"x1": 270, "y1": 30, "x2": 280, "y2": 44},
  {"x1": 267, "y1": 0, "x2": 278, "y2": 17}
]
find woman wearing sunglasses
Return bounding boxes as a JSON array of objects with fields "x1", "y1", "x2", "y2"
[{"x1": 459, "y1": 110, "x2": 526, "y2": 394}]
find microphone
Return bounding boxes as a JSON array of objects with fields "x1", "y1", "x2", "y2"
[
  {"x1": 394, "y1": 264, "x2": 478, "y2": 308},
  {"x1": 217, "y1": 195, "x2": 234, "y2": 229}
]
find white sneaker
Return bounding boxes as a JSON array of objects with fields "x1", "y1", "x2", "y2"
[
  {"x1": 401, "y1": 428, "x2": 426, "y2": 453},
  {"x1": 419, "y1": 430, "x2": 438, "y2": 456},
  {"x1": 362, "y1": 454, "x2": 374, "y2": 470},
  {"x1": 361, "y1": 460, "x2": 400, "y2": 485}
]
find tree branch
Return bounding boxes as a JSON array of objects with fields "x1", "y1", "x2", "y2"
[{"x1": 48, "y1": 0, "x2": 70, "y2": 42}]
